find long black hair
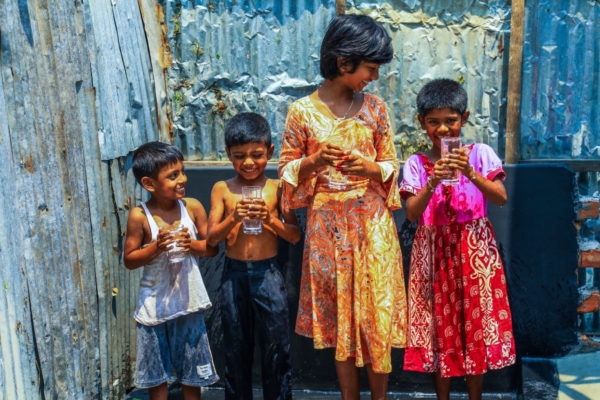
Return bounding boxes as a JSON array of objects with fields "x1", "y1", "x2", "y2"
[{"x1": 320, "y1": 14, "x2": 393, "y2": 80}]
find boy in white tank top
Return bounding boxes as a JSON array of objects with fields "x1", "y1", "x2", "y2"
[{"x1": 124, "y1": 141, "x2": 219, "y2": 400}]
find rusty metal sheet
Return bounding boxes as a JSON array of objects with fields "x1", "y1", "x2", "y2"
[{"x1": 161, "y1": 0, "x2": 510, "y2": 161}]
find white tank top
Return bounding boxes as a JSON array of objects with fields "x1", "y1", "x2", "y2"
[{"x1": 133, "y1": 200, "x2": 212, "y2": 326}]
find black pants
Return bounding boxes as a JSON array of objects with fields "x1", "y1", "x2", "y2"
[{"x1": 220, "y1": 257, "x2": 292, "y2": 400}]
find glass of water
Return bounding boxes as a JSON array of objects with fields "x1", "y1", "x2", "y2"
[
  {"x1": 163, "y1": 223, "x2": 186, "y2": 264},
  {"x1": 327, "y1": 140, "x2": 353, "y2": 190},
  {"x1": 441, "y1": 137, "x2": 462, "y2": 186},
  {"x1": 242, "y1": 186, "x2": 262, "y2": 235}
]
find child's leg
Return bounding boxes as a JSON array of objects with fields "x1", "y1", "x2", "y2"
[
  {"x1": 335, "y1": 358, "x2": 361, "y2": 400},
  {"x1": 465, "y1": 374, "x2": 483, "y2": 400},
  {"x1": 220, "y1": 259, "x2": 255, "y2": 399},
  {"x1": 148, "y1": 383, "x2": 168, "y2": 400},
  {"x1": 168, "y1": 312, "x2": 219, "y2": 394},
  {"x1": 181, "y1": 384, "x2": 201, "y2": 400},
  {"x1": 251, "y1": 259, "x2": 292, "y2": 400},
  {"x1": 365, "y1": 364, "x2": 388, "y2": 400},
  {"x1": 432, "y1": 371, "x2": 451, "y2": 400}
]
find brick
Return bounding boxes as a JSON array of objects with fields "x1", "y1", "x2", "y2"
[
  {"x1": 579, "y1": 249, "x2": 600, "y2": 268},
  {"x1": 577, "y1": 200, "x2": 599, "y2": 220},
  {"x1": 578, "y1": 292, "x2": 600, "y2": 314}
]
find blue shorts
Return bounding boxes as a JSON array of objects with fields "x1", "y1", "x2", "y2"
[{"x1": 134, "y1": 311, "x2": 219, "y2": 388}]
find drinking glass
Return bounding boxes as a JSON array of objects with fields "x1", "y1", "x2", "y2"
[
  {"x1": 441, "y1": 137, "x2": 462, "y2": 186},
  {"x1": 163, "y1": 223, "x2": 186, "y2": 264},
  {"x1": 242, "y1": 186, "x2": 262, "y2": 235},
  {"x1": 327, "y1": 141, "x2": 353, "y2": 190}
]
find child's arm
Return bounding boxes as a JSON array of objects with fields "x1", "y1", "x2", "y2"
[
  {"x1": 123, "y1": 207, "x2": 174, "y2": 269},
  {"x1": 253, "y1": 183, "x2": 301, "y2": 244},
  {"x1": 206, "y1": 181, "x2": 249, "y2": 247},
  {"x1": 447, "y1": 149, "x2": 508, "y2": 206},
  {"x1": 184, "y1": 198, "x2": 218, "y2": 257},
  {"x1": 404, "y1": 159, "x2": 448, "y2": 222}
]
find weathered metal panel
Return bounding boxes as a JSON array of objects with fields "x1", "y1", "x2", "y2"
[
  {"x1": 0, "y1": 0, "x2": 152, "y2": 398},
  {"x1": 520, "y1": 0, "x2": 600, "y2": 160},
  {"x1": 161, "y1": 0, "x2": 510, "y2": 161},
  {"x1": 85, "y1": 0, "x2": 163, "y2": 160}
]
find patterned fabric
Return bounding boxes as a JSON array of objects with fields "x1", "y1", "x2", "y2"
[
  {"x1": 400, "y1": 147, "x2": 516, "y2": 377},
  {"x1": 279, "y1": 94, "x2": 407, "y2": 373},
  {"x1": 400, "y1": 144, "x2": 506, "y2": 225},
  {"x1": 279, "y1": 94, "x2": 402, "y2": 213}
]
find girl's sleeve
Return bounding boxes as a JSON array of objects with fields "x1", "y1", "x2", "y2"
[
  {"x1": 278, "y1": 103, "x2": 316, "y2": 212},
  {"x1": 399, "y1": 155, "x2": 423, "y2": 200},
  {"x1": 474, "y1": 143, "x2": 506, "y2": 181},
  {"x1": 372, "y1": 101, "x2": 402, "y2": 210}
]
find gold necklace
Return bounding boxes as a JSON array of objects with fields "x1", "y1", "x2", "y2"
[{"x1": 317, "y1": 90, "x2": 355, "y2": 121}]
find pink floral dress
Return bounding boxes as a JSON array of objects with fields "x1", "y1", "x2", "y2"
[{"x1": 400, "y1": 143, "x2": 516, "y2": 377}]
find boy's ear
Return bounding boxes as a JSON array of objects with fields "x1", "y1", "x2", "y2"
[
  {"x1": 461, "y1": 111, "x2": 470, "y2": 126},
  {"x1": 225, "y1": 147, "x2": 233, "y2": 161},
  {"x1": 267, "y1": 144, "x2": 275, "y2": 160},
  {"x1": 140, "y1": 176, "x2": 156, "y2": 193},
  {"x1": 417, "y1": 115, "x2": 426, "y2": 129}
]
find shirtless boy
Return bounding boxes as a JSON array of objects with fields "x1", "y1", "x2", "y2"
[{"x1": 207, "y1": 113, "x2": 300, "y2": 400}]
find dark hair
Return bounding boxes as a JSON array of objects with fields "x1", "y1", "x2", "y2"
[
  {"x1": 224, "y1": 113, "x2": 272, "y2": 149},
  {"x1": 417, "y1": 78, "x2": 468, "y2": 117},
  {"x1": 132, "y1": 141, "x2": 184, "y2": 184},
  {"x1": 320, "y1": 15, "x2": 393, "y2": 80}
]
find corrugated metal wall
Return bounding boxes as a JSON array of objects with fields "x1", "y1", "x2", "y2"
[
  {"x1": 0, "y1": 0, "x2": 166, "y2": 398},
  {"x1": 521, "y1": 0, "x2": 600, "y2": 160},
  {"x1": 162, "y1": 0, "x2": 511, "y2": 161}
]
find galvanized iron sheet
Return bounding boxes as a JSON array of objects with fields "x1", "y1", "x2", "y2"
[
  {"x1": 162, "y1": 0, "x2": 510, "y2": 161},
  {"x1": 520, "y1": 0, "x2": 600, "y2": 160},
  {"x1": 0, "y1": 0, "x2": 147, "y2": 398}
]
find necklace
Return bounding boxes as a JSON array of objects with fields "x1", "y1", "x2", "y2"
[{"x1": 317, "y1": 90, "x2": 355, "y2": 121}]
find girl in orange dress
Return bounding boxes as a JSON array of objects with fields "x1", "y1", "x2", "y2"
[{"x1": 278, "y1": 15, "x2": 407, "y2": 399}]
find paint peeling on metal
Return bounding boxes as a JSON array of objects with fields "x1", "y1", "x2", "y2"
[{"x1": 160, "y1": 0, "x2": 510, "y2": 161}]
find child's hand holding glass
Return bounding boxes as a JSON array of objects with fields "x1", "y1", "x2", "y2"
[{"x1": 446, "y1": 148, "x2": 472, "y2": 177}]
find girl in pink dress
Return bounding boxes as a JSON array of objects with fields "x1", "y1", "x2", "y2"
[{"x1": 400, "y1": 79, "x2": 515, "y2": 400}]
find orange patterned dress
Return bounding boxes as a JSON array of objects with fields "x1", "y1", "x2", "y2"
[{"x1": 278, "y1": 94, "x2": 407, "y2": 373}]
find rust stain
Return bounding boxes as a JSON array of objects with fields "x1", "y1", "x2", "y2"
[
  {"x1": 497, "y1": 35, "x2": 504, "y2": 58},
  {"x1": 24, "y1": 154, "x2": 34, "y2": 173},
  {"x1": 102, "y1": 215, "x2": 106, "y2": 227},
  {"x1": 124, "y1": 198, "x2": 131, "y2": 210},
  {"x1": 155, "y1": 3, "x2": 173, "y2": 69}
]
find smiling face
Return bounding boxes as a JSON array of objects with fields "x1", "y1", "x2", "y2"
[
  {"x1": 339, "y1": 60, "x2": 381, "y2": 92},
  {"x1": 226, "y1": 141, "x2": 274, "y2": 182},
  {"x1": 142, "y1": 160, "x2": 187, "y2": 200},
  {"x1": 418, "y1": 107, "x2": 470, "y2": 150}
]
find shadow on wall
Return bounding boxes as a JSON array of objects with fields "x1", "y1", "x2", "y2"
[{"x1": 185, "y1": 164, "x2": 578, "y2": 395}]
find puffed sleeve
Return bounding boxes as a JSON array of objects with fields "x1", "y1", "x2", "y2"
[
  {"x1": 472, "y1": 143, "x2": 506, "y2": 181},
  {"x1": 371, "y1": 101, "x2": 402, "y2": 210},
  {"x1": 278, "y1": 102, "x2": 316, "y2": 212},
  {"x1": 399, "y1": 154, "x2": 424, "y2": 200}
]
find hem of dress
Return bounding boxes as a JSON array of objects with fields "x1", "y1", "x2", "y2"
[
  {"x1": 134, "y1": 302, "x2": 212, "y2": 326},
  {"x1": 295, "y1": 330, "x2": 406, "y2": 350}
]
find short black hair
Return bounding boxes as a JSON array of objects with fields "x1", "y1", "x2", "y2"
[
  {"x1": 417, "y1": 78, "x2": 468, "y2": 117},
  {"x1": 224, "y1": 113, "x2": 272, "y2": 149},
  {"x1": 320, "y1": 14, "x2": 393, "y2": 80},
  {"x1": 131, "y1": 141, "x2": 184, "y2": 184}
]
